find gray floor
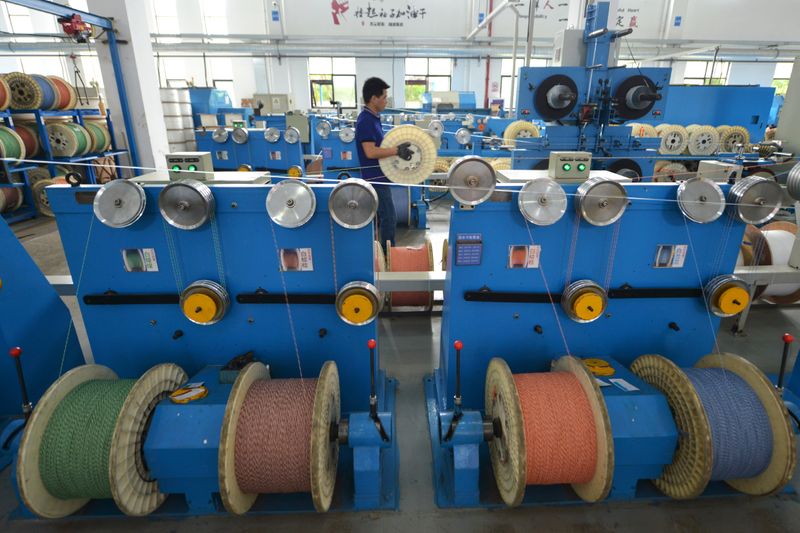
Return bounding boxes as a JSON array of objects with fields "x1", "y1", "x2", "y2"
[{"x1": 3, "y1": 200, "x2": 800, "y2": 532}]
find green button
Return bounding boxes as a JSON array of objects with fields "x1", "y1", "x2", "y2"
[
  {"x1": 577, "y1": 163, "x2": 586, "y2": 171},
  {"x1": 171, "y1": 164, "x2": 180, "y2": 171},
  {"x1": 562, "y1": 163, "x2": 571, "y2": 171},
  {"x1": 188, "y1": 164, "x2": 197, "y2": 172}
]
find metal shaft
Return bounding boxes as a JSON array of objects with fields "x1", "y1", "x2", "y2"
[{"x1": 778, "y1": 344, "x2": 791, "y2": 390}]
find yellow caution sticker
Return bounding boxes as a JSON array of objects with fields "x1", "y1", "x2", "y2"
[{"x1": 169, "y1": 385, "x2": 209, "y2": 404}]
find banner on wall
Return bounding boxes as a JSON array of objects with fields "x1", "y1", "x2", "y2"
[{"x1": 286, "y1": 0, "x2": 469, "y2": 37}]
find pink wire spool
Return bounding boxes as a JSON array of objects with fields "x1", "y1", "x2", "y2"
[
  {"x1": 386, "y1": 238, "x2": 434, "y2": 309},
  {"x1": 219, "y1": 361, "x2": 341, "y2": 514},
  {"x1": 485, "y1": 356, "x2": 613, "y2": 506}
]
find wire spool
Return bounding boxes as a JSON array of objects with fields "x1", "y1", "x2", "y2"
[
  {"x1": 614, "y1": 75, "x2": 660, "y2": 120},
  {"x1": 533, "y1": 74, "x2": 579, "y2": 121},
  {"x1": 704, "y1": 275, "x2": 751, "y2": 317},
  {"x1": 630, "y1": 353, "x2": 795, "y2": 499},
  {"x1": 727, "y1": 176, "x2": 782, "y2": 225},
  {"x1": 0, "y1": 187, "x2": 23, "y2": 213},
  {"x1": 686, "y1": 125, "x2": 720, "y2": 156},
  {"x1": 561, "y1": 279, "x2": 607, "y2": 323},
  {"x1": 219, "y1": 361, "x2": 340, "y2": 514},
  {"x1": 485, "y1": 356, "x2": 613, "y2": 507},
  {"x1": 447, "y1": 155, "x2": 496, "y2": 206},
  {"x1": 656, "y1": 124, "x2": 689, "y2": 155},
  {"x1": 757, "y1": 221, "x2": 800, "y2": 304},
  {"x1": 17, "y1": 363, "x2": 187, "y2": 518},
  {"x1": 84, "y1": 121, "x2": 111, "y2": 153},
  {"x1": 720, "y1": 126, "x2": 750, "y2": 152},
  {"x1": 716, "y1": 125, "x2": 731, "y2": 139},
  {"x1": 787, "y1": 161, "x2": 800, "y2": 201},
  {"x1": 93, "y1": 179, "x2": 147, "y2": 228},
  {"x1": 27, "y1": 166, "x2": 51, "y2": 187},
  {"x1": 180, "y1": 279, "x2": 230, "y2": 325},
  {"x1": 159, "y1": 179, "x2": 215, "y2": 230},
  {"x1": 30, "y1": 178, "x2": 55, "y2": 216},
  {"x1": 46, "y1": 122, "x2": 82, "y2": 157},
  {"x1": 503, "y1": 121, "x2": 540, "y2": 148},
  {"x1": 433, "y1": 157, "x2": 451, "y2": 174},
  {"x1": 0, "y1": 124, "x2": 26, "y2": 165},
  {"x1": 379, "y1": 125, "x2": 436, "y2": 185},
  {"x1": 386, "y1": 239, "x2": 434, "y2": 309},
  {"x1": 29, "y1": 75, "x2": 58, "y2": 110},
  {"x1": 0, "y1": 76, "x2": 10, "y2": 111},
  {"x1": 92, "y1": 156, "x2": 118, "y2": 184},
  {"x1": 653, "y1": 161, "x2": 688, "y2": 182},
  {"x1": 328, "y1": 178, "x2": 378, "y2": 229},
  {"x1": 266, "y1": 179, "x2": 316, "y2": 228},
  {"x1": 14, "y1": 122, "x2": 40, "y2": 157},
  {"x1": 574, "y1": 176, "x2": 627, "y2": 226},
  {"x1": 677, "y1": 177, "x2": 725, "y2": 223},
  {"x1": 490, "y1": 158, "x2": 512, "y2": 171},
  {"x1": 47, "y1": 76, "x2": 77, "y2": 110},
  {"x1": 3, "y1": 72, "x2": 41, "y2": 109},
  {"x1": 335, "y1": 281, "x2": 382, "y2": 325},
  {"x1": 628, "y1": 122, "x2": 658, "y2": 137},
  {"x1": 518, "y1": 177, "x2": 567, "y2": 226},
  {"x1": 390, "y1": 184, "x2": 412, "y2": 226}
]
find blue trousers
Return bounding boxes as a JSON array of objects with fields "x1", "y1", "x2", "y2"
[{"x1": 373, "y1": 183, "x2": 396, "y2": 252}]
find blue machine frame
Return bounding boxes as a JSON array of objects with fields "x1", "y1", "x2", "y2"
[{"x1": 196, "y1": 127, "x2": 306, "y2": 174}]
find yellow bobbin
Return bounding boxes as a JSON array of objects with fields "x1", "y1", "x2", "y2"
[
  {"x1": 716, "y1": 286, "x2": 750, "y2": 316},
  {"x1": 340, "y1": 292, "x2": 374, "y2": 325},
  {"x1": 182, "y1": 293, "x2": 218, "y2": 324},
  {"x1": 335, "y1": 281, "x2": 381, "y2": 326},
  {"x1": 584, "y1": 358, "x2": 615, "y2": 377},
  {"x1": 287, "y1": 165, "x2": 303, "y2": 178},
  {"x1": 573, "y1": 292, "x2": 604, "y2": 321}
]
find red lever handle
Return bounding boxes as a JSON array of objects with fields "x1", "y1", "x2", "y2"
[
  {"x1": 8, "y1": 346, "x2": 21, "y2": 358},
  {"x1": 783, "y1": 333, "x2": 794, "y2": 344},
  {"x1": 367, "y1": 339, "x2": 377, "y2": 350},
  {"x1": 454, "y1": 340, "x2": 463, "y2": 351}
]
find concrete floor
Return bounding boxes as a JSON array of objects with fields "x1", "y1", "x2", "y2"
[{"x1": 2, "y1": 199, "x2": 800, "y2": 532}]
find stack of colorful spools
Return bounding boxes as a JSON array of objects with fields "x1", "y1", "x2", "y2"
[
  {"x1": 2, "y1": 72, "x2": 77, "y2": 111},
  {"x1": 45, "y1": 118, "x2": 111, "y2": 157}
]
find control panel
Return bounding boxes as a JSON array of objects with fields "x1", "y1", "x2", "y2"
[
  {"x1": 166, "y1": 152, "x2": 213, "y2": 181},
  {"x1": 548, "y1": 151, "x2": 592, "y2": 180}
]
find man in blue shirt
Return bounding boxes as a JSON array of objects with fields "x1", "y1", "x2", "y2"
[{"x1": 355, "y1": 77, "x2": 413, "y2": 251}]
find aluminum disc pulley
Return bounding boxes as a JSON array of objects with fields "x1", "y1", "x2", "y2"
[
  {"x1": 676, "y1": 177, "x2": 725, "y2": 223},
  {"x1": 447, "y1": 156, "x2": 496, "y2": 206},
  {"x1": 93, "y1": 179, "x2": 147, "y2": 228},
  {"x1": 574, "y1": 176, "x2": 628, "y2": 226},
  {"x1": 158, "y1": 179, "x2": 215, "y2": 230},
  {"x1": 266, "y1": 179, "x2": 316, "y2": 228},
  {"x1": 517, "y1": 177, "x2": 567, "y2": 226},
  {"x1": 328, "y1": 178, "x2": 378, "y2": 229},
  {"x1": 727, "y1": 176, "x2": 782, "y2": 225}
]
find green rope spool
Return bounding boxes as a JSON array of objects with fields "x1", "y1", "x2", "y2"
[
  {"x1": 65, "y1": 123, "x2": 89, "y2": 155},
  {"x1": 38, "y1": 379, "x2": 135, "y2": 499},
  {"x1": 84, "y1": 121, "x2": 108, "y2": 153},
  {"x1": 0, "y1": 125, "x2": 23, "y2": 162}
]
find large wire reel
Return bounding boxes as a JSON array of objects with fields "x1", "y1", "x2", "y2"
[
  {"x1": 685, "y1": 125, "x2": 720, "y2": 156},
  {"x1": 4, "y1": 72, "x2": 43, "y2": 109},
  {"x1": 533, "y1": 74, "x2": 578, "y2": 121},
  {"x1": 502, "y1": 121, "x2": 540, "y2": 148},
  {"x1": 719, "y1": 126, "x2": 750, "y2": 152},
  {"x1": 379, "y1": 125, "x2": 436, "y2": 184},
  {"x1": 46, "y1": 122, "x2": 91, "y2": 157},
  {"x1": 627, "y1": 123, "x2": 658, "y2": 137},
  {"x1": 0, "y1": 124, "x2": 26, "y2": 165},
  {"x1": 655, "y1": 124, "x2": 688, "y2": 155},
  {"x1": 614, "y1": 75, "x2": 661, "y2": 120},
  {"x1": 447, "y1": 155, "x2": 496, "y2": 206}
]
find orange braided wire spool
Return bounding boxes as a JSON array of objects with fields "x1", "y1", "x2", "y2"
[
  {"x1": 0, "y1": 78, "x2": 10, "y2": 111},
  {"x1": 48, "y1": 76, "x2": 72, "y2": 110},
  {"x1": 14, "y1": 123, "x2": 39, "y2": 157},
  {"x1": 387, "y1": 239, "x2": 433, "y2": 308},
  {"x1": 234, "y1": 378, "x2": 317, "y2": 494},
  {"x1": 515, "y1": 372, "x2": 597, "y2": 484}
]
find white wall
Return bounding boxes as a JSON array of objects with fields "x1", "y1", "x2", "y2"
[
  {"x1": 355, "y1": 58, "x2": 404, "y2": 108},
  {"x1": 727, "y1": 63, "x2": 777, "y2": 87}
]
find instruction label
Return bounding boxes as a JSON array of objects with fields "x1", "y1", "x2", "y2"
[
  {"x1": 340, "y1": 151, "x2": 353, "y2": 161},
  {"x1": 610, "y1": 378, "x2": 640, "y2": 392},
  {"x1": 507, "y1": 245, "x2": 541, "y2": 269},
  {"x1": 280, "y1": 248, "x2": 314, "y2": 271},
  {"x1": 269, "y1": 151, "x2": 282, "y2": 160},
  {"x1": 455, "y1": 233, "x2": 482, "y2": 266},
  {"x1": 122, "y1": 248, "x2": 159, "y2": 272},
  {"x1": 653, "y1": 244, "x2": 687, "y2": 268},
  {"x1": 215, "y1": 150, "x2": 229, "y2": 160}
]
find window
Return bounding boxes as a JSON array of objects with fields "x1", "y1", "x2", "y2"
[
  {"x1": 167, "y1": 79, "x2": 188, "y2": 88},
  {"x1": 213, "y1": 80, "x2": 236, "y2": 106},
  {"x1": 500, "y1": 58, "x2": 547, "y2": 108},
  {"x1": 404, "y1": 58, "x2": 452, "y2": 109},
  {"x1": 683, "y1": 61, "x2": 730, "y2": 86},
  {"x1": 151, "y1": 0, "x2": 180, "y2": 44},
  {"x1": 773, "y1": 62, "x2": 793, "y2": 97},
  {"x1": 308, "y1": 57, "x2": 357, "y2": 109}
]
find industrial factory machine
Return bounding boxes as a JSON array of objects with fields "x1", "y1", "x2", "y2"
[
  {"x1": 427, "y1": 152, "x2": 798, "y2": 508},
  {"x1": 196, "y1": 124, "x2": 307, "y2": 176},
  {"x1": 3, "y1": 171, "x2": 399, "y2": 517}
]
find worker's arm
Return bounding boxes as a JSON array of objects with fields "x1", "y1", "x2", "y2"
[{"x1": 361, "y1": 141, "x2": 398, "y2": 160}]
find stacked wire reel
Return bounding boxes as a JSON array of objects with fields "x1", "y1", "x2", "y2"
[
  {"x1": 653, "y1": 160, "x2": 689, "y2": 182},
  {"x1": 0, "y1": 123, "x2": 26, "y2": 166},
  {"x1": 738, "y1": 221, "x2": 800, "y2": 304},
  {"x1": 502, "y1": 120, "x2": 540, "y2": 148},
  {"x1": 161, "y1": 88, "x2": 195, "y2": 152},
  {"x1": 219, "y1": 361, "x2": 341, "y2": 514},
  {"x1": 0, "y1": 186, "x2": 24, "y2": 214},
  {"x1": 383, "y1": 238, "x2": 435, "y2": 310},
  {"x1": 46, "y1": 120, "x2": 94, "y2": 157},
  {"x1": 16, "y1": 363, "x2": 186, "y2": 518},
  {"x1": 484, "y1": 356, "x2": 612, "y2": 506},
  {"x1": 3, "y1": 72, "x2": 77, "y2": 110},
  {"x1": 631, "y1": 353, "x2": 795, "y2": 498}
]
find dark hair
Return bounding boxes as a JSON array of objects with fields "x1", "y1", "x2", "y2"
[{"x1": 362, "y1": 77, "x2": 390, "y2": 104}]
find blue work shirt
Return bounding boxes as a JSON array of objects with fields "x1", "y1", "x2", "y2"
[{"x1": 355, "y1": 107, "x2": 387, "y2": 182}]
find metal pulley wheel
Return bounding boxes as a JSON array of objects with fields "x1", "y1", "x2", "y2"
[
  {"x1": 561, "y1": 280, "x2": 607, "y2": 323},
  {"x1": 727, "y1": 176, "x2": 782, "y2": 225},
  {"x1": 574, "y1": 176, "x2": 628, "y2": 226},
  {"x1": 517, "y1": 177, "x2": 567, "y2": 226},
  {"x1": 328, "y1": 178, "x2": 378, "y2": 229},
  {"x1": 335, "y1": 281, "x2": 382, "y2": 325},
  {"x1": 686, "y1": 125, "x2": 720, "y2": 156},
  {"x1": 447, "y1": 155, "x2": 496, "y2": 206},
  {"x1": 655, "y1": 124, "x2": 688, "y2": 155},
  {"x1": 786, "y1": 161, "x2": 800, "y2": 201},
  {"x1": 704, "y1": 275, "x2": 750, "y2": 317},
  {"x1": 231, "y1": 126, "x2": 249, "y2": 144},
  {"x1": 676, "y1": 177, "x2": 725, "y2": 223},
  {"x1": 266, "y1": 179, "x2": 316, "y2": 228},
  {"x1": 284, "y1": 126, "x2": 300, "y2": 144},
  {"x1": 427, "y1": 120, "x2": 444, "y2": 138},
  {"x1": 379, "y1": 125, "x2": 436, "y2": 184},
  {"x1": 158, "y1": 179, "x2": 215, "y2": 230},
  {"x1": 338, "y1": 127, "x2": 355, "y2": 143},
  {"x1": 455, "y1": 127, "x2": 472, "y2": 146},
  {"x1": 180, "y1": 280, "x2": 230, "y2": 325},
  {"x1": 315, "y1": 120, "x2": 332, "y2": 139},
  {"x1": 264, "y1": 127, "x2": 280, "y2": 143},
  {"x1": 533, "y1": 74, "x2": 579, "y2": 121},
  {"x1": 93, "y1": 179, "x2": 147, "y2": 228}
]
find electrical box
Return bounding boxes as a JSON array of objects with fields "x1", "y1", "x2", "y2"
[
  {"x1": 552, "y1": 29, "x2": 587, "y2": 67},
  {"x1": 165, "y1": 152, "x2": 213, "y2": 181},
  {"x1": 696, "y1": 160, "x2": 742, "y2": 182},
  {"x1": 286, "y1": 111, "x2": 310, "y2": 143},
  {"x1": 548, "y1": 151, "x2": 592, "y2": 180},
  {"x1": 253, "y1": 93, "x2": 295, "y2": 114}
]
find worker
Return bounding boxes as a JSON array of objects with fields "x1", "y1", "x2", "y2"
[{"x1": 355, "y1": 77, "x2": 413, "y2": 251}]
